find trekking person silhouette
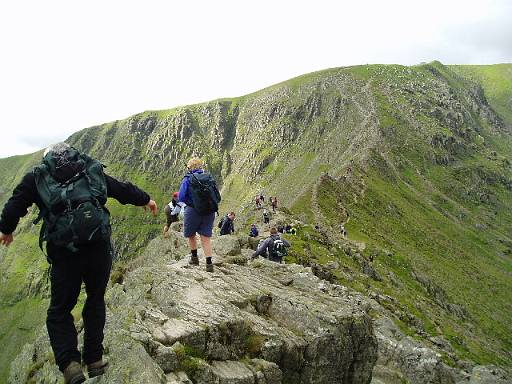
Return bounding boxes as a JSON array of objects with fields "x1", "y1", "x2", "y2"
[
  {"x1": 219, "y1": 211, "x2": 236, "y2": 236},
  {"x1": 251, "y1": 227, "x2": 290, "y2": 263},
  {"x1": 263, "y1": 208, "x2": 270, "y2": 224},
  {"x1": 164, "y1": 191, "x2": 184, "y2": 238},
  {"x1": 270, "y1": 196, "x2": 278, "y2": 212},
  {"x1": 178, "y1": 157, "x2": 221, "y2": 272},
  {"x1": 249, "y1": 223, "x2": 259, "y2": 237},
  {"x1": 0, "y1": 143, "x2": 157, "y2": 384}
]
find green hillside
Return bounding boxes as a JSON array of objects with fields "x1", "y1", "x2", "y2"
[{"x1": 0, "y1": 62, "x2": 511, "y2": 381}]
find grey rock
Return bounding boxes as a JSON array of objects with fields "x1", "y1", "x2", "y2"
[
  {"x1": 372, "y1": 316, "x2": 464, "y2": 384},
  {"x1": 213, "y1": 235, "x2": 242, "y2": 256},
  {"x1": 468, "y1": 365, "x2": 510, "y2": 384},
  {"x1": 11, "y1": 236, "x2": 378, "y2": 384}
]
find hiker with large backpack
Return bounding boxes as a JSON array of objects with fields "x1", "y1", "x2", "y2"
[
  {"x1": 0, "y1": 143, "x2": 157, "y2": 384},
  {"x1": 219, "y1": 211, "x2": 235, "y2": 236},
  {"x1": 178, "y1": 157, "x2": 221, "y2": 272},
  {"x1": 251, "y1": 227, "x2": 290, "y2": 263}
]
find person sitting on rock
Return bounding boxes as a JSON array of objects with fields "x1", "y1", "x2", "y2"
[
  {"x1": 251, "y1": 227, "x2": 290, "y2": 263},
  {"x1": 219, "y1": 211, "x2": 236, "y2": 236},
  {"x1": 249, "y1": 224, "x2": 259, "y2": 237}
]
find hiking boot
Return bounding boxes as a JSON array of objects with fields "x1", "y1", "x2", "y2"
[
  {"x1": 189, "y1": 255, "x2": 199, "y2": 265},
  {"x1": 87, "y1": 359, "x2": 109, "y2": 378},
  {"x1": 205, "y1": 263, "x2": 214, "y2": 272},
  {"x1": 63, "y1": 361, "x2": 85, "y2": 384}
]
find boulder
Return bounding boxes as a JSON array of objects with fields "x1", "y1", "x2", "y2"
[{"x1": 213, "y1": 234, "x2": 242, "y2": 256}]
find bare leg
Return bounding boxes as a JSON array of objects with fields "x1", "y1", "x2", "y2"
[
  {"x1": 188, "y1": 235, "x2": 198, "y2": 251},
  {"x1": 200, "y1": 235, "x2": 212, "y2": 257}
]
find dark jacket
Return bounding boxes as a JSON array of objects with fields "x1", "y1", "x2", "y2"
[
  {"x1": 219, "y1": 216, "x2": 235, "y2": 236},
  {"x1": 253, "y1": 234, "x2": 290, "y2": 258},
  {"x1": 0, "y1": 171, "x2": 150, "y2": 235}
]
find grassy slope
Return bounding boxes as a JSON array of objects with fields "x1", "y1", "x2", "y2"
[{"x1": 294, "y1": 63, "x2": 512, "y2": 367}]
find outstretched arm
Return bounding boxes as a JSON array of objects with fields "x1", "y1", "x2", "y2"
[
  {"x1": 252, "y1": 238, "x2": 271, "y2": 257},
  {"x1": 0, "y1": 172, "x2": 38, "y2": 246},
  {"x1": 105, "y1": 174, "x2": 157, "y2": 215}
]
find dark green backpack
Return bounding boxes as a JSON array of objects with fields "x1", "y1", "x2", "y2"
[{"x1": 34, "y1": 147, "x2": 110, "y2": 253}]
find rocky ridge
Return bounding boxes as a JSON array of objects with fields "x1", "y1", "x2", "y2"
[{"x1": 9, "y1": 224, "x2": 510, "y2": 384}]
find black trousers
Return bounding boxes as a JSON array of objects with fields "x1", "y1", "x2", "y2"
[{"x1": 46, "y1": 239, "x2": 112, "y2": 372}]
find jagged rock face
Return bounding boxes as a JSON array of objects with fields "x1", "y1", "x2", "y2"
[
  {"x1": 10, "y1": 232, "x2": 378, "y2": 384},
  {"x1": 10, "y1": 233, "x2": 510, "y2": 384}
]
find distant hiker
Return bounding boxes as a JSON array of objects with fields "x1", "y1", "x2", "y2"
[
  {"x1": 340, "y1": 224, "x2": 347, "y2": 239},
  {"x1": 219, "y1": 211, "x2": 236, "y2": 236},
  {"x1": 163, "y1": 192, "x2": 184, "y2": 238},
  {"x1": 277, "y1": 225, "x2": 285, "y2": 233},
  {"x1": 178, "y1": 157, "x2": 221, "y2": 272},
  {"x1": 270, "y1": 196, "x2": 278, "y2": 212},
  {"x1": 249, "y1": 224, "x2": 259, "y2": 237},
  {"x1": 263, "y1": 208, "x2": 270, "y2": 224},
  {"x1": 0, "y1": 143, "x2": 158, "y2": 384},
  {"x1": 259, "y1": 193, "x2": 265, "y2": 203},
  {"x1": 285, "y1": 224, "x2": 292, "y2": 233},
  {"x1": 251, "y1": 227, "x2": 290, "y2": 263},
  {"x1": 289, "y1": 226, "x2": 297, "y2": 235},
  {"x1": 255, "y1": 196, "x2": 262, "y2": 209}
]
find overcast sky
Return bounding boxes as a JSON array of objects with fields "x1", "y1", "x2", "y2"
[{"x1": 0, "y1": 0, "x2": 511, "y2": 158}]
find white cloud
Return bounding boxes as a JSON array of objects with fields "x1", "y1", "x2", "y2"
[{"x1": 0, "y1": 0, "x2": 510, "y2": 158}]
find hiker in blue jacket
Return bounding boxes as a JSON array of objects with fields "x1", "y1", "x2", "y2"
[
  {"x1": 178, "y1": 157, "x2": 216, "y2": 272},
  {"x1": 249, "y1": 224, "x2": 259, "y2": 237}
]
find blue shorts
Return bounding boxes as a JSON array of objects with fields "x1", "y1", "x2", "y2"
[{"x1": 183, "y1": 206, "x2": 215, "y2": 238}]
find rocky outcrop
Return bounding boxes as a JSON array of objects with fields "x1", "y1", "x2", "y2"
[
  {"x1": 10, "y1": 231, "x2": 378, "y2": 384},
  {"x1": 8, "y1": 228, "x2": 512, "y2": 384}
]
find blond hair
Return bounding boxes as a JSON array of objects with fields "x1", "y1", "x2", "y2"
[{"x1": 187, "y1": 157, "x2": 204, "y2": 171}]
